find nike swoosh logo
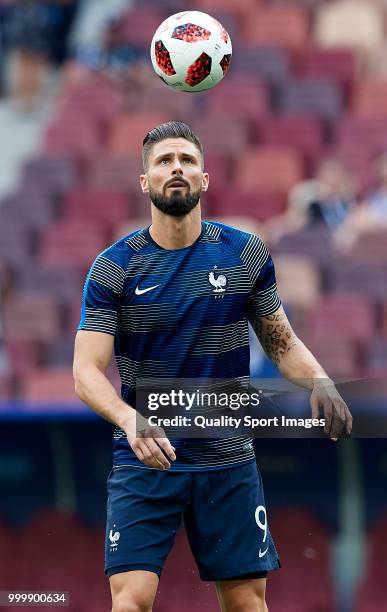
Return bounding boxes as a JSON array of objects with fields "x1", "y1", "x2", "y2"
[
  {"x1": 259, "y1": 547, "x2": 269, "y2": 558},
  {"x1": 135, "y1": 284, "x2": 160, "y2": 296}
]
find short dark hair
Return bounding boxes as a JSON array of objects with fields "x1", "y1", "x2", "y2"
[{"x1": 142, "y1": 121, "x2": 204, "y2": 170}]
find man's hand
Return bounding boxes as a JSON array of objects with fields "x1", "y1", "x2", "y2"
[
  {"x1": 124, "y1": 412, "x2": 176, "y2": 470},
  {"x1": 310, "y1": 380, "x2": 353, "y2": 441}
]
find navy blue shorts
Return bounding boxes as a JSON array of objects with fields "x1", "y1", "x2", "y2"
[{"x1": 105, "y1": 461, "x2": 281, "y2": 581}]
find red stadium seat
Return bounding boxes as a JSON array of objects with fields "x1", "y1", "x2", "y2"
[
  {"x1": 192, "y1": 115, "x2": 251, "y2": 155},
  {"x1": 63, "y1": 191, "x2": 129, "y2": 230},
  {"x1": 39, "y1": 221, "x2": 107, "y2": 270},
  {"x1": 278, "y1": 78, "x2": 343, "y2": 120},
  {"x1": 241, "y1": 6, "x2": 310, "y2": 52},
  {"x1": 356, "y1": 515, "x2": 387, "y2": 612},
  {"x1": 269, "y1": 507, "x2": 336, "y2": 611},
  {"x1": 274, "y1": 254, "x2": 321, "y2": 311},
  {"x1": 346, "y1": 230, "x2": 387, "y2": 265},
  {"x1": 260, "y1": 115, "x2": 323, "y2": 159},
  {"x1": 204, "y1": 78, "x2": 268, "y2": 119},
  {"x1": 118, "y1": 7, "x2": 164, "y2": 47},
  {"x1": 305, "y1": 294, "x2": 376, "y2": 344},
  {"x1": 232, "y1": 46, "x2": 290, "y2": 83},
  {"x1": 193, "y1": 0, "x2": 259, "y2": 19},
  {"x1": 213, "y1": 189, "x2": 285, "y2": 221},
  {"x1": 108, "y1": 113, "x2": 169, "y2": 158},
  {"x1": 43, "y1": 120, "x2": 101, "y2": 158},
  {"x1": 328, "y1": 262, "x2": 387, "y2": 301},
  {"x1": 3, "y1": 292, "x2": 61, "y2": 343},
  {"x1": 21, "y1": 156, "x2": 77, "y2": 195},
  {"x1": 86, "y1": 156, "x2": 144, "y2": 192},
  {"x1": 352, "y1": 81, "x2": 387, "y2": 120},
  {"x1": 21, "y1": 367, "x2": 79, "y2": 404},
  {"x1": 335, "y1": 118, "x2": 387, "y2": 158},
  {"x1": 300, "y1": 47, "x2": 357, "y2": 84},
  {"x1": 234, "y1": 147, "x2": 304, "y2": 195}
]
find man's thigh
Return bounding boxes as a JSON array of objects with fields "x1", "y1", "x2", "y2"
[
  {"x1": 184, "y1": 462, "x2": 281, "y2": 581},
  {"x1": 105, "y1": 466, "x2": 191, "y2": 578}
]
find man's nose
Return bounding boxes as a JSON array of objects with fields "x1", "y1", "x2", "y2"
[{"x1": 171, "y1": 158, "x2": 183, "y2": 174}]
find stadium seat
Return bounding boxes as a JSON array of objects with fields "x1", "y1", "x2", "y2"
[
  {"x1": 43, "y1": 120, "x2": 101, "y2": 158},
  {"x1": 0, "y1": 377, "x2": 11, "y2": 401},
  {"x1": 234, "y1": 147, "x2": 304, "y2": 195},
  {"x1": 259, "y1": 115, "x2": 323, "y2": 159},
  {"x1": 3, "y1": 292, "x2": 61, "y2": 343},
  {"x1": 58, "y1": 77, "x2": 124, "y2": 125},
  {"x1": 86, "y1": 156, "x2": 144, "y2": 192},
  {"x1": 192, "y1": 115, "x2": 250, "y2": 155},
  {"x1": 63, "y1": 190, "x2": 130, "y2": 230},
  {"x1": 269, "y1": 507, "x2": 336, "y2": 611},
  {"x1": 0, "y1": 191, "x2": 55, "y2": 229},
  {"x1": 21, "y1": 367, "x2": 79, "y2": 403},
  {"x1": 117, "y1": 7, "x2": 164, "y2": 48},
  {"x1": 0, "y1": 221, "x2": 34, "y2": 267},
  {"x1": 356, "y1": 514, "x2": 387, "y2": 612},
  {"x1": 346, "y1": 230, "x2": 387, "y2": 265},
  {"x1": 193, "y1": 0, "x2": 258, "y2": 19},
  {"x1": 15, "y1": 267, "x2": 81, "y2": 306},
  {"x1": 351, "y1": 81, "x2": 387, "y2": 120},
  {"x1": 274, "y1": 254, "x2": 321, "y2": 311},
  {"x1": 231, "y1": 46, "x2": 290, "y2": 83},
  {"x1": 212, "y1": 189, "x2": 285, "y2": 221},
  {"x1": 204, "y1": 78, "x2": 268, "y2": 119},
  {"x1": 39, "y1": 221, "x2": 108, "y2": 270},
  {"x1": 21, "y1": 156, "x2": 77, "y2": 195},
  {"x1": 108, "y1": 113, "x2": 169, "y2": 157},
  {"x1": 274, "y1": 226, "x2": 333, "y2": 263},
  {"x1": 305, "y1": 294, "x2": 375, "y2": 345},
  {"x1": 300, "y1": 47, "x2": 357, "y2": 84},
  {"x1": 328, "y1": 262, "x2": 387, "y2": 301},
  {"x1": 277, "y1": 78, "x2": 343, "y2": 120},
  {"x1": 241, "y1": 6, "x2": 309, "y2": 52},
  {"x1": 335, "y1": 118, "x2": 387, "y2": 157},
  {"x1": 5, "y1": 340, "x2": 42, "y2": 379},
  {"x1": 313, "y1": 0, "x2": 384, "y2": 64}
]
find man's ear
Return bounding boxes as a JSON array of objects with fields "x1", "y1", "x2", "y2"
[
  {"x1": 201, "y1": 172, "x2": 209, "y2": 192},
  {"x1": 140, "y1": 174, "x2": 149, "y2": 194}
]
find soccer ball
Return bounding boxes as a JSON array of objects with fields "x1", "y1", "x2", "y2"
[{"x1": 150, "y1": 11, "x2": 232, "y2": 93}]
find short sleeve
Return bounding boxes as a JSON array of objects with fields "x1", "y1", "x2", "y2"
[
  {"x1": 240, "y1": 234, "x2": 282, "y2": 320},
  {"x1": 78, "y1": 254, "x2": 125, "y2": 336}
]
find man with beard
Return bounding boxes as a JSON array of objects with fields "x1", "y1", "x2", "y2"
[{"x1": 73, "y1": 121, "x2": 352, "y2": 612}]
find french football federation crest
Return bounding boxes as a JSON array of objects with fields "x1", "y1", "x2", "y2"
[{"x1": 208, "y1": 266, "x2": 227, "y2": 294}]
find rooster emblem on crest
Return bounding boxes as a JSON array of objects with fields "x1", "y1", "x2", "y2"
[
  {"x1": 109, "y1": 527, "x2": 120, "y2": 548},
  {"x1": 208, "y1": 266, "x2": 227, "y2": 293}
]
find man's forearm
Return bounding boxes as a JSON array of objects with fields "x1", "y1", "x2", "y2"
[
  {"x1": 276, "y1": 338, "x2": 329, "y2": 389},
  {"x1": 251, "y1": 308, "x2": 329, "y2": 390},
  {"x1": 74, "y1": 364, "x2": 135, "y2": 430}
]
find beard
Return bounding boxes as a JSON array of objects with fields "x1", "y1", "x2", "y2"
[{"x1": 149, "y1": 187, "x2": 200, "y2": 217}]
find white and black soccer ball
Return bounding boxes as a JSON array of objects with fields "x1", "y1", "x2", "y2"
[{"x1": 150, "y1": 11, "x2": 232, "y2": 92}]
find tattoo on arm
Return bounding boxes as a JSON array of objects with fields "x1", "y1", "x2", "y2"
[{"x1": 251, "y1": 311, "x2": 298, "y2": 365}]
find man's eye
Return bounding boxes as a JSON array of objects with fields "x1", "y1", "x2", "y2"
[
  {"x1": 160, "y1": 159, "x2": 169, "y2": 164},
  {"x1": 184, "y1": 159, "x2": 193, "y2": 164}
]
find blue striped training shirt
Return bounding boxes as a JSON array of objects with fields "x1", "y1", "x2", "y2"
[{"x1": 78, "y1": 220, "x2": 281, "y2": 471}]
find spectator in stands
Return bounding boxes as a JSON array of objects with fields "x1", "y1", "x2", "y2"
[
  {"x1": 266, "y1": 158, "x2": 356, "y2": 243},
  {"x1": 335, "y1": 151, "x2": 387, "y2": 250},
  {"x1": 4, "y1": 0, "x2": 78, "y2": 111}
]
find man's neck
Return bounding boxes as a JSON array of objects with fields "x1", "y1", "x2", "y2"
[{"x1": 149, "y1": 204, "x2": 202, "y2": 250}]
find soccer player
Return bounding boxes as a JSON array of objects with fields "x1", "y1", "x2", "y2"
[{"x1": 73, "y1": 122, "x2": 352, "y2": 612}]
